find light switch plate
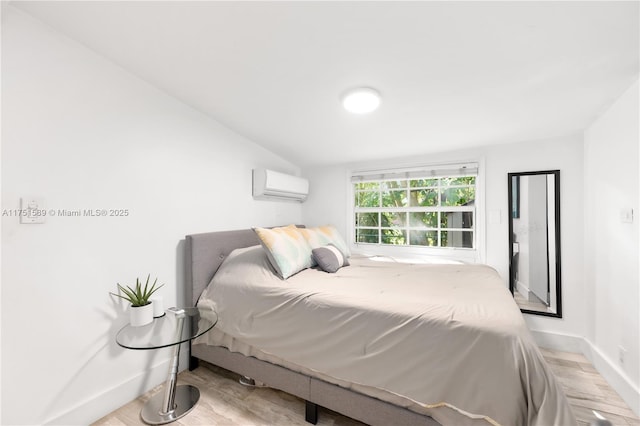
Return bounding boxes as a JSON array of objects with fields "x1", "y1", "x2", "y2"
[
  {"x1": 620, "y1": 208, "x2": 634, "y2": 224},
  {"x1": 20, "y1": 197, "x2": 45, "y2": 224}
]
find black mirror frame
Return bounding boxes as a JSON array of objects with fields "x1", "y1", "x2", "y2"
[{"x1": 508, "y1": 170, "x2": 563, "y2": 318}]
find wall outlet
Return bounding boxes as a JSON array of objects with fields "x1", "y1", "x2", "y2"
[
  {"x1": 20, "y1": 197, "x2": 45, "y2": 224},
  {"x1": 618, "y1": 345, "x2": 627, "y2": 365}
]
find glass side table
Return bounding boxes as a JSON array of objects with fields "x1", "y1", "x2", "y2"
[{"x1": 116, "y1": 307, "x2": 217, "y2": 425}]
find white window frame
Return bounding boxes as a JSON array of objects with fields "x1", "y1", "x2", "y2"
[{"x1": 347, "y1": 160, "x2": 486, "y2": 263}]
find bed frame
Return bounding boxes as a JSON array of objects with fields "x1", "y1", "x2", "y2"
[{"x1": 185, "y1": 228, "x2": 439, "y2": 426}]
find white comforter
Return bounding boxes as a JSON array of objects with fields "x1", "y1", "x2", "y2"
[{"x1": 196, "y1": 245, "x2": 576, "y2": 426}]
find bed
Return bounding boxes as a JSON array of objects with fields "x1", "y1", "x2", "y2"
[{"x1": 185, "y1": 227, "x2": 576, "y2": 426}]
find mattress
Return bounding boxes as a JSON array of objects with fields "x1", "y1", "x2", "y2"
[{"x1": 195, "y1": 245, "x2": 575, "y2": 426}]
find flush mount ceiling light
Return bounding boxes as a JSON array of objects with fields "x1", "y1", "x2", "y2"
[{"x1": 341, "y1": 87, "x2": 381, "y2": 114}]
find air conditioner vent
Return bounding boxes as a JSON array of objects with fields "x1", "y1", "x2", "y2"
[{"x1": 252, "y1": 169, "x2": 309, "y2": 202}]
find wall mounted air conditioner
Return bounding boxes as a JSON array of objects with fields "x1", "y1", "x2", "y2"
[{"x1": 252, "y1": 168, "x2": 309, "y2": 202}]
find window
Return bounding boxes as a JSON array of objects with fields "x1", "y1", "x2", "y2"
[{"x1": 352, "y1": 164, "x2": 477, "y2": 250}]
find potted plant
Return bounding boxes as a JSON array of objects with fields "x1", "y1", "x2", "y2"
[{"x1": 111, "y1": 275, "x2": 164, "y2": 326}]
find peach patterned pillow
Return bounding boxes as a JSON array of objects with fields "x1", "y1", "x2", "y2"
[
  {"x1": 253, "y1": 225, "x2": 313, "y2": 279},
  {"x1": 298, "y1": 225, "x2": 350, "y2": 257}
]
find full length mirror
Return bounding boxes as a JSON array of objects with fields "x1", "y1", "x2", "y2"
[{"x1": 508, "y1": 170, "x2": 562, "y2": 317}]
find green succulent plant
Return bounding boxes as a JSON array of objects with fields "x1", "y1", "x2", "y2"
[{"x1": 110, "y1": 274, "x2": 164, "y2": 307}]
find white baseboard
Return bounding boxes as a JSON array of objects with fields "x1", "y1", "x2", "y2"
[
  {"x1": 530, "y1": 329, "x2": 640, "y2": 416},
  {"x1": 581, "y1": 338, "x2": 640, "y2": 416},
  {"x1": 529, "y1": 329, "x2": 585, "y2": 353},
  {"x1": 43, "y1": 349, "x2": 190, "y2": 425}
]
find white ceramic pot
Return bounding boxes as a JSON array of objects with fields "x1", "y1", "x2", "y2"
[{"x1": 130, "y1": 302, "x2": 154, "y2": 327}]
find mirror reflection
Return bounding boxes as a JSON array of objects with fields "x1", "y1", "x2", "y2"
[{"x1": 508, "y1": 170, "x2": 562, "y2": 317}]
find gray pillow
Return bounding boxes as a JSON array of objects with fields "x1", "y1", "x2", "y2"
[{"x1": 312, "y1": 244, "x2": 350, "y2": 273}]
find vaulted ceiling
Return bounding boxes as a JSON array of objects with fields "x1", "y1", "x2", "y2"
[{"x1": 12, "y1": 1, "x2": 639, "y2": 166}]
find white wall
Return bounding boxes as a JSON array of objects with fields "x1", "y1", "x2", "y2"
[
  {"x1": 1, "y1": 7, "x2": 301, "y2": 425},
  {"x1": 303, "y1": 134, "x2": 585, "y2": 337},
  {"x1": 584, "y1": 80, "x2": 639, "y2": 413}
]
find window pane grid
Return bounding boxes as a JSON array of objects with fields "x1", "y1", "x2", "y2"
[{"x1": 354, "y1": 175, "x2": 476, "y2": 249}]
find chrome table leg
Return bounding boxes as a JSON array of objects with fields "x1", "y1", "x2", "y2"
[{"x1": 141, "y1": 316, "x2": 200, "y2": 424}]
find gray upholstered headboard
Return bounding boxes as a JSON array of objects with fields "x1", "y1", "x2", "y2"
[
  {"x1": 185, "y1": 229, "x2": 260, "y2": 306},
  {"x1": 185, "y1": 225, "x2": 304, "y2": 306}
]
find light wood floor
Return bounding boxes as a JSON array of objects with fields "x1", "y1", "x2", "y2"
[
  {"x1": 94, "y1": 349, "x2": 639, "y2": 426},
  {"x1": 513, "y1": 290, "x2": 554, "y2": 314}
]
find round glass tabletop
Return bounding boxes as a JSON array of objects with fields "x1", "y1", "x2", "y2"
[{"x1": 116, "y1": 307, "x2": 217, "y2": 350}]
